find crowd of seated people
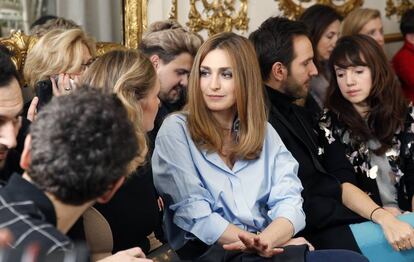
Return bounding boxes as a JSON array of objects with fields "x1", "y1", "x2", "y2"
[{"x1": 1, "y1": 5, "x2": 414, "y2": 262}]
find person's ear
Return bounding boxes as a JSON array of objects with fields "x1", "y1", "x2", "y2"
[
  {"x1": 271, "y1": 62, "x2": 287, "y2": 81},
  {"x1": 149, "y1": 55, "x2": 160, "y2": 69},
  {"x1": 20, "y1": 135, "x2": 32, "y2": 170},
  {"x1": 96, "y1": 176, "x2": 125, "y2": 204}
]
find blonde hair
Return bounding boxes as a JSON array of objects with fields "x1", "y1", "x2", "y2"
[
  {"x1": 341, "y1": 8, "x2": 381, "y2": 37},
  {"x1": 139, "y1": 20, "x2": 202, "y2": 63},
  {"x1": 80, "y1": 49, "x2": 157, "y2": 167},
  {"x1": 188, "y1": 32, "x2": 267, "y2": 160},
  {"x1": 24, "y1": 28, "x2": 96, "y2": 88},
  {"x1": 30, "y1": 17, "x2": 80, "y2": 38}
]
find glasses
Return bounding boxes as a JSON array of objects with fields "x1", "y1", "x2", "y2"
[{"x1": 80, "y1": 57, "x2": 97, "y2": 71}]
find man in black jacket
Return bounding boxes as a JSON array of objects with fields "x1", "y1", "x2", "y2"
[{"x1": 249, "y1": 16, "x2": 408, "y2": 252}]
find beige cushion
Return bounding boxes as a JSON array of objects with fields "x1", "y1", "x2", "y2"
[
  {"x1": 148, "y1": 232, "x2": 163, "y2": 252},
  {"x1": 83, "y1": 207, "x2": 113, "y2": 261}
]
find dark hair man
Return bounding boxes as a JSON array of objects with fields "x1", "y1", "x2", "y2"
[
  {"x1": 0, "y1": 45, "x2": 24, "y2": 183},
  {"x1": 249, "y1": 16, "x2": 410, "y2": 253},
  {"x1": 0, "y1": 88, "x2": 151, "y2": 261},
  {"x1": 393, "y1": 8, "x2": 414, "y2": 102}
]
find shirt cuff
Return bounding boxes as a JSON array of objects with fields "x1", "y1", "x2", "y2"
[
  {"x1": 175, "y1": 211, "x2": 229, "y2": 245},
  {"x1": 267, "y1": 203, "x2": 306, "y2": 235}
]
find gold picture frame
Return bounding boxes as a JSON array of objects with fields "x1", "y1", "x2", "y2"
[{"x1": 123, "y1": 0, "x2": 147, "y2": 49}]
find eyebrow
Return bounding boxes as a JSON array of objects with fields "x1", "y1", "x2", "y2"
[
  {"x1": 200, "y1": 66, "x2": 232, "y2": 71},
  {"x1": 301, "y1": 57, "x2": 313, "y2": 64},
  {"x1": 175, "y1": 68, "x2": 190, "y2": 73}
]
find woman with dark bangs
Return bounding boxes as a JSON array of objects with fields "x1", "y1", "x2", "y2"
[{"x1": 320, "y1": 34, "x2": 414, "y2": 260}]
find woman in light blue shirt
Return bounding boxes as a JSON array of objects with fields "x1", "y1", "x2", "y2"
[{"x1": 152, "y1": 32, "x2": 367, "y2": 262}]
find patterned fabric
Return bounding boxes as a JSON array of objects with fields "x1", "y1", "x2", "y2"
[
  {"x1": 318, "y1": 105, "x2": 414, "y2": 210},
  {"x1": 0, "y1": 174, "x2": 73, "y2": 254}
]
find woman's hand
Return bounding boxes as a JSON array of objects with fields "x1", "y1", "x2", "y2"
[
  {"x1": 223, "y1": 232, "x2": 284, "y2": 258},
  {"x1": 157, "y1": 197, "x2": 164, "y2": 211},
  {"x1": 51, "y1": 74, "x2": 78, "y2": 96},
  {"x1": 383, "y1": 206, "x2": 403, "y2": 217},
  {"x1": 374, "y1": 209, "x2": 414, "y2": 251},
  {"x1": 27, "y1": 96, "x2": 38, "y2": 122}
]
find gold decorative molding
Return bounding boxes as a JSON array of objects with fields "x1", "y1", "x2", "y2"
[
  {"x1": 385, "y1": 0, "x2": 413, "y2": 19},
  {"x1": 0, "y1": 31, "x2": 37, "y2": 76},
  {"x1": 95, "y1": 42, "x2": 127, "y2": 56},
  {"x1": 275, "y1": 0, "x2": 363, "y2": 19},
  {"x1": 187, "y1": 0, "x2": 249, "y2": 36},
  {"x1": 123, "y1": 0, "x2": 147, "y2": 48},
  {"x1": 169, "y1": 0, "x2": 178, "y2": 20}
]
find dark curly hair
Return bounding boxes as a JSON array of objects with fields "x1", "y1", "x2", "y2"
[{"x1": 28, "y1": 87, "x2": 139, "y2": 205}]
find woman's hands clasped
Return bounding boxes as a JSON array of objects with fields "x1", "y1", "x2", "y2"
[{"x1": 223, "y1": 232, "x2": 314, "y2": 258}]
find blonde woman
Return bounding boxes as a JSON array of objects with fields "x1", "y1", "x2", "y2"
[
  {"x1": 80, "y1": 49, "x2": 162, "y2": 254},
  {"x1": 152, "y1": 32, "x2": 367, "y2": 262},
  {"x1": 24, "y1": 28, "x2": 95, "y2": 109},
  {"x1": 342, "y1": 8, "x2": 384, "y2": 47}
]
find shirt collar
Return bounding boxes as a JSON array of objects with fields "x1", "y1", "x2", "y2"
[
  {"x1": 404, "y1": 40, "x2": 414, "y2": 53},
  {"x1": 2, "y1": 174, "x2": 57, "y2": 226}
]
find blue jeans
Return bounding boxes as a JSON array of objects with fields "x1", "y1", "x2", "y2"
[{"x1": 350, "y1": 212, "x2": 414, "y2": 262}]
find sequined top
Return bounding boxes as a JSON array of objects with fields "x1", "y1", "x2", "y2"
[{"x1": 318, "y1": 105, "x2": 414, "y2": 210}]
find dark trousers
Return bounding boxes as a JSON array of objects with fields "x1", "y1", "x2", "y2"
[{"x1": 176, "y1": 240, "x2": 368, "y2": 262}]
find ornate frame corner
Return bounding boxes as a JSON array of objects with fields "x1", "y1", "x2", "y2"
[{"x1": 275, "y1": 0, "x2": 363, "y2": 20}]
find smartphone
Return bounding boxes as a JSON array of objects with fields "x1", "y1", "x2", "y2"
[{"x1": 34, "y1": 79, "x2": 53, "y2": 111}]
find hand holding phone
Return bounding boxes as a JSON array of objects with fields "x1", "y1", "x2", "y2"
[
  {"x1": 51, "y1": 74, "x2": 77, "y2": 96},
  {"x1": 34, "y1": 74, "x2": 77, "y2": 111}
]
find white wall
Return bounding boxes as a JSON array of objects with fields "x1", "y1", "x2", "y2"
[
  {"x1": 56, "y1": 0, "x2": 123, "y2": 43},
  {"x1": 147, "y1": 0, "x2": 403, "y2": 58}
]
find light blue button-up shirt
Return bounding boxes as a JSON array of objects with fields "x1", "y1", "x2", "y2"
[{"x1": 152, "y1": 114, "x2": 305, "y2": 250}]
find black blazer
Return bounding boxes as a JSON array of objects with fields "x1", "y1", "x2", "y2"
[{"x1": 265, "y1": 86, "x2": 365, "y2": 252}]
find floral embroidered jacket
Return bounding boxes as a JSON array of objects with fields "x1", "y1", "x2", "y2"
[{"x1": 318, "y1": 106, "x2": 414, "y2": 211}]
